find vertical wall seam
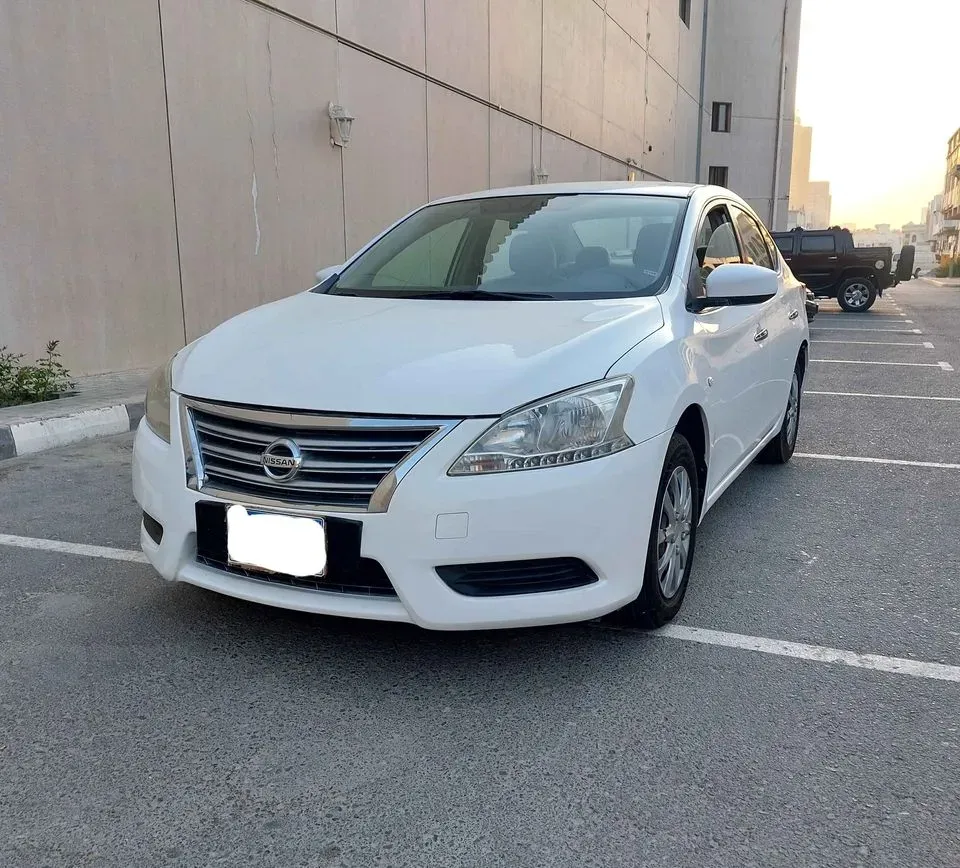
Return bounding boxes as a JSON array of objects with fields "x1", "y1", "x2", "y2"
[
  {"x1": 156, "y1": 0, "x2": 188, "y2": 344},
  {"x1": 695, "y1": 0, "x2": 708, "y2": 183}
]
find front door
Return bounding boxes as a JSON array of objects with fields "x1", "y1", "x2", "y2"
[{"x1": 687, "y1": 204, "x2": 771, "y2": 492}]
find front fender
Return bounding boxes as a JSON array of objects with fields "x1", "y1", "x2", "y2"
[{"x1": 606, "y1": 323, "x2": 710, "y2": 456}]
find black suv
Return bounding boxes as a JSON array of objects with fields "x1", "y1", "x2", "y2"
[{"x1": 771, "y1": 227, "x2": 915, "y2": 312}]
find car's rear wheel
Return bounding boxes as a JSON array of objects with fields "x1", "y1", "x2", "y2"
[
  {"x1": 758, "y1": 364, "x2": 802, "y2": 464},
  {"x1": 614, "y1": 434, "x2": 698, "y2": 628},
  {"x1": 837, "y1": 277, "x2": 877, "y2": 311}
]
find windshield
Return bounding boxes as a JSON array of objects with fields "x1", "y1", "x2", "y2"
[{"x1": 319, "y1": 193, "x2": 687, "y2": 300}]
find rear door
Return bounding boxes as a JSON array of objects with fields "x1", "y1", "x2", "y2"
[
  {"x1": 791, "y1": 232, "x2": 838, "y2": 291},
  {"x1": 732, "y1": 206, "x2": 797, "y2": 433}
]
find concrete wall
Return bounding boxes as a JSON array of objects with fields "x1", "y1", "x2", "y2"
[
  {"x1": 699, "y1": 0, "x2": 802, "y2": 230},
  {"x1": 2, "y1": 0, "x2": 795, "y2": 374}
]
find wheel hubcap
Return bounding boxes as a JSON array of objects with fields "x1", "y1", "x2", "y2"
[
  {"x1": 785, "y1": 373, "x2": 800, "y2": 446},
  {"x1": 844, "y1": 283, "x2": 870, "y2": 308},
  {"x1": 657, "y1": 466, "x2": 693, "y2": 599}
]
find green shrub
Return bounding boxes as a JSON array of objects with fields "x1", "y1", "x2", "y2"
[{"x1": 0, "y1": 341, "x2": 75, "y2": 408}]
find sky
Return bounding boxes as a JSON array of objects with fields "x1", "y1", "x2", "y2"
[{"x1": 794, "y1": 0, "x2": 957, "y2": 229}]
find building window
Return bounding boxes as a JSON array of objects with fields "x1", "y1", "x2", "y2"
[
  {"x1": 711, "y1": 102, "x2": 732, "y2": 133},
  {"x1": 708, "y1": 166, "x2": 729, "y2": 187},
  {"x1": 679, "y1": 0, "x2": 691, "y2": 27}
]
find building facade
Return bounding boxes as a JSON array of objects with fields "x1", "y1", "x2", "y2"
[
  {"x1": 937, "y1": 128, "x2": 960, "y2": 259},
  {"x1": 787, "y1": 119, "x2": 832, "y2": 229},
  {"x1": 1, "y1": 0, "x2": 802, "y2": 374}
]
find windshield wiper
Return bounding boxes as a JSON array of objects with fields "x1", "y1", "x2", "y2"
[{"x1": 394, "y1": 289, "x2": 555, "y2": 300}]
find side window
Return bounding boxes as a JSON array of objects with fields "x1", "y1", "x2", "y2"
[
  {"x1": 689, "y1": 205, "x2": 742, "y2": 298},
  {"x1": 371, "y1": 218, "x2": 468, "y2": 287},
  {"x1": 733, "y1": 209, "x2": 775, "y2": 270},
  {"x1": 799, "y1": 235, "x2": 836, "y2": 253},
  {"x1": 774, "y1": 236, "x2": 794, "y2": 255}
]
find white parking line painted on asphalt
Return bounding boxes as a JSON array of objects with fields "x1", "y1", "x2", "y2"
[
  {"x1": 0, "y1": 533, "x2": 148, "y2": 563},
  {"x1": 653, "y1": 626, "x2": 960, "y2": 684},
  {"x1": 3, "y1": 531, "x2": 957, "y2": 683},
  {"x1": 795, "y1": 453, "x2": 960, "y2": 470},
  {"x1": 811, "y1": 327, "x2": 923, "y2": 334},
  {"x1": 810, "y1": 340, "x2": 932, "y2": 347},
  {"x1": 811, "y1": 359, "x2": 952, "y2": 369},
  {"x1": 805, "y1": 390, "x2": 960, "y2": 402}
]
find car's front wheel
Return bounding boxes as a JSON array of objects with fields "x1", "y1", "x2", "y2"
[
  {"x1": 837, "y1": 277, "x2": 877, "y2": 311},
  {"x1": 615, "y1": 433, "x2": 699, "y2": 628}
]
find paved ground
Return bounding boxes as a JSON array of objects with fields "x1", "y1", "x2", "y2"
[{"x1": 1, "y1": 280, "x2": 958, "y2": 867}]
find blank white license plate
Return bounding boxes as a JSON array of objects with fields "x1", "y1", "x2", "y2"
[{"x1": 226, "y1": 504, "x2": 327, "y2": 578}]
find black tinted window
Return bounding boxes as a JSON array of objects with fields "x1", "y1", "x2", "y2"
[
  {"x1": 800, "y1": 235, "x2": 836, "y2": 253},
  {"x1": 775, "y1": 237, "x2": 794, "y2": 254}
]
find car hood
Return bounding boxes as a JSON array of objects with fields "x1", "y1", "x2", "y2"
[{"x1": 173, "y1": 292, "x2": 664, "y2": 417}]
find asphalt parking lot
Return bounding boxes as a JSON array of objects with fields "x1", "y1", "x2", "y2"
[{"x1": 1, "y1": 280, "x2": 958, "y2": 868}]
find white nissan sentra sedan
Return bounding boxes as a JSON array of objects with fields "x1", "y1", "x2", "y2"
[{"x1": 133, "y1": 183, "x2": 808, "y2": 630}]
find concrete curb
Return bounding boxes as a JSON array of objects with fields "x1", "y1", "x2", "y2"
[{"x1": 0, "y1": 400, "x2": 144, "y2": 460}]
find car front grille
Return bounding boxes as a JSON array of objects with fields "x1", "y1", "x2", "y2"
[{"x1": 183, "y1": 399, "x2": 450, "y2": 512}]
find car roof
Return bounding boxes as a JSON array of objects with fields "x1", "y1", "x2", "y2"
[{"x1": 430, "y1": 181, "x2": 702, "y2": 205}]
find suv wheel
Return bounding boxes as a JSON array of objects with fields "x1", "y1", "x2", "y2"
[{"x1": 837, "y1": 277, "x2": 877, "y2": 312}]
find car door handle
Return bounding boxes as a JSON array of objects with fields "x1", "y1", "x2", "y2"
[
  {"x1": 754, "y1": 327, "x2": 769, "y2": 342},
  {"x1": 788, "y1": 309, "x2": 799, "y2": 320}
]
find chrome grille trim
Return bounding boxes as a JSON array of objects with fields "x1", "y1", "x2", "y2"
[{"x1": 179, "y1": 397, "x2": 460, "y2": 514}]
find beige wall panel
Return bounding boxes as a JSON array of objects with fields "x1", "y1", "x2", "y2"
[
  {"x1": 678, "y1": 0, "x2": 703, "y2": 100},
  {"x1": 0, "y1": 0, "x2": 182, "y2": 374},
  {"x1": 261, "y1": 0, "x2": 336, "y2": 30},
  {"x1": 426, "y1": 0, "x2": 489, "y2": 99},
  {"x1": 336, "y1": 0, "x2": 425, "y2": 70},
  {"x1": 427, "y1": 86, "x2": 490, "y2": 199},
  {"x1": 601, "y1": 156, "x2": 632, "y2": 182},
  {"x1": 642, "y1": 56, "x2": 677, "y2": 179},
  {"x1": 647, "y1": 0, "x2": 680, "y2": 79},
  {"x1": 606, "y1": 0, "x2": 649, "y2": 45},
  {"x1": 540, "y1": 132, "x2": 602, "y2": 183},
  {"x1": 162, "y1": 0, "x2": 345, "y2": 340},
  {"x1": 490, "y1": 112, "x2": 535, "y2": 188},
  {"x1": 339, "y1": 48, "x2": 427, "y2": 254},
  {"x1": 489, "y1": 0, "x2": 542, "y2": 121},
  {"x1": 674, "y1": 87, "x2": 700, "y2": 182},
  {"x1": 601, "y1": 21, "x2": 646, "y2": 163},
  {"x1": 541, "y1": 0, "x2": 604, "y2": 149}
]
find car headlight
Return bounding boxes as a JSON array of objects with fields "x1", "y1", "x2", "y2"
[
  {"x1": 448, "y1": 377, "x2": 634, "y2": 476},
  {"x1": 875, "y1": 259, "x2": 885, "y2": 270},
  {"x1": 144, "y1": 357, "x2": 175, "y2": 443}
]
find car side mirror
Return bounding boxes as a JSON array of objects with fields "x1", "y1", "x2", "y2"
[
  {"x1": 696, "y1": 263, "x2": 778, "y2": 310},
  {"x1": 315, "y1": 265, "x2": 340, "y2": 285}
]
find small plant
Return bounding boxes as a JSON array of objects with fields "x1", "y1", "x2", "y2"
[
  {"x1": 934, "y1": 256, "x2": 959, "y2": 278},
  {"x1": 0, "y1": 341, "x2": 75, "y2": 408}
]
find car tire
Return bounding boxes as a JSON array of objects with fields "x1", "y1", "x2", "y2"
[
  {"x1": 758, "y1": 363, "x2": 802, "y2": 465},
  {"x1": 614, "y1": 434, "x2": 699, "y2": 628},
  {"x1": 837, "y1": 277, "x2": 877, "y2": 312}
]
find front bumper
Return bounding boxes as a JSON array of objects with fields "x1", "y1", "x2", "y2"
[{"x1": 132, "y1": 397, "x2": 671, "y2": 630}]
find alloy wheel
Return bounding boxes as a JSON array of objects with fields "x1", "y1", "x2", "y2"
[
  {"x1": 785, "y1": 372, "x2": 800, "y2": 446},
  {"x1": 657, "y1": 465, "x2": 693, "y2": 599},
  {"x1": 843, "y1": 282, "x2": 871, "y2": 309}
]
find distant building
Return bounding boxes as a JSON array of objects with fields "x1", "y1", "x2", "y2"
[
  {"x1": 787, "y1": 119, "x2": 832, "y2": 228},
  {"x1": 805, "y1": 181, "x2": 833, "y2": 230},
  {"x1": 939, "y1": 128, "x2": 960, "y2": 259}
]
